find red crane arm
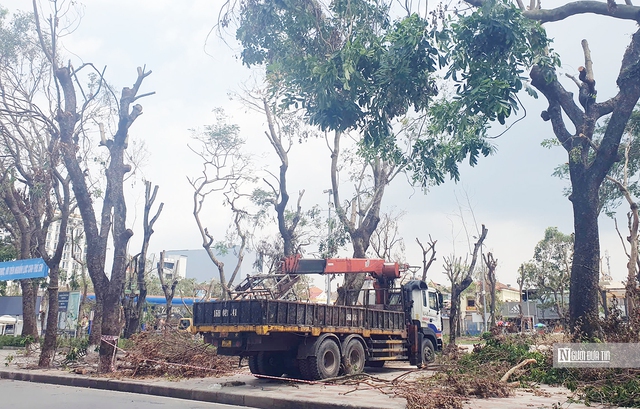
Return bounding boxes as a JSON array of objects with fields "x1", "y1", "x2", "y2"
[{"x1": 282, "y1": 256, "x2": 400, "y2": 279}]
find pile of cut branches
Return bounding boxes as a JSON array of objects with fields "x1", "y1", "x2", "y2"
[{"x1": 117, "y1": 329, "x2": 238, "y2": 378}]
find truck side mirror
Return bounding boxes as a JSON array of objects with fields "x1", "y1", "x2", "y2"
[{"x1": 438, "y1": 293, "x2": 443, "y2": 310}]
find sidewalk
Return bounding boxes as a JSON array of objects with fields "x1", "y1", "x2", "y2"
[{"x1": 0, "y1": 348, "x2": 621, "y2": 409}]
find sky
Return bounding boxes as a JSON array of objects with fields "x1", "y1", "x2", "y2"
[{"x1": 5, "y1": 0, "x2": 639, "y2": 288}]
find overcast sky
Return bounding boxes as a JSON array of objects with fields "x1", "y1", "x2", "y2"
[{"x1": 6, "y1": 1, "x2": 639, "y2": 287}]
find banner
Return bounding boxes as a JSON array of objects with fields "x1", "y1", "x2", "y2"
[{"x1": 0, "y1": 258, "x2": 49, "y2": 281}]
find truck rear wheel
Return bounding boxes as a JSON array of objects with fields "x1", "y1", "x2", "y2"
[
  {"x1": 305, "y1": 338, "x2": 340, "y2": 380},
  {"x1": 421, "y1": 338, "x2": 435, "y2": 367},
  {"x1": 248, "y1": 352, "x2": 284, "y2": 377},
  {"x1": 342, "y1": 339, "x2": 365, "y2": 375}
]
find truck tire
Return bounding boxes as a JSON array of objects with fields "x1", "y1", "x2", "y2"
[
  {"x1": 305, "y1": 338, "x2": 341, "y2": 380},
  {"x1": 421, "y1": 338, "x2": 435, "y2": 366},
  {"x1": 342, "y1": 339, "x2": 365, "y2": 375},
  {"x1": 248, "y1": 355, "x2": 260, "y2": 375},
  {"x1": 249, "y1": 352, "x2": 284, "y2": 377}
]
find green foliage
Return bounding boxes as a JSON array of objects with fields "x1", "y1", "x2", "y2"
[
  {"x1": 0, "y1": 237, "x2": 16, "y2": 296},
  {"x1": 518, "y1": 227, "x2": 572, "y2": 316},
  {"x1": 0, "y1": 335, "x2": 33, "y2": 348},
  {"x1": 437, "y1": 0, "x2": 556, "y2": 126},
  {"x1": 59, "y1": 337, "x2": 90, "y2": 364},
  {"x1": 0, "y1": 7, "x2": 36, "y2": 66},
  {"x1": 233, "y1": 0, "x2": 556, "y2": 188}
]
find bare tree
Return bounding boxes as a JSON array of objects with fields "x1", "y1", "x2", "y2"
[
  {"x1": 123, "y1": 181, "x2": 163, "y2": 338},
  {"x1": 0, "y1": 9, "x2": 77, "y2": 368},
  {"x1": 483, "y1": 252, "x2": 498, "y2": 328},
  {"x1": 444, "y1": 225, "x2": 487, "y2": 347},
  {"x1": 188, "y1": 109, "x2": 252, "y2": 299},
  {"x1": 32, "y1": 0, "x2": 155, "y2": 372},
  {"x1": 370, "y1": 209, "x2": 406, "y2": 262},
  {"x1": 416, "y1": 236, "x2": 437, "y2": 282},
  {"x1": 157, "y1": 250, "x2": 178, "y2": 324},
  {"x1": 517, "y1": 262, "x2": 535, "y2": 333}
]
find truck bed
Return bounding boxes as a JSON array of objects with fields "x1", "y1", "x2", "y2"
[{"x1": 193, "y1": 299, "x2": 405, "y2": 333}]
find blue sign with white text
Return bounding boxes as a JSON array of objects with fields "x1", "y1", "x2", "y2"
[{"x1": 0, "y1": 258, "x2": 49, "y2": 281}]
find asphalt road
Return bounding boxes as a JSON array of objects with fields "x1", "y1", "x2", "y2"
[{"x1": 0, "y1": 379, "x2": 249, "y2": 409}]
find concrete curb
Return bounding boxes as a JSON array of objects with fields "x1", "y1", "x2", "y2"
[{"x1": 0, "y1": 368, "x2": 389, "y2": 409}]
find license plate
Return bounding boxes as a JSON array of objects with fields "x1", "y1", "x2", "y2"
[{"x1": 221, "y1": 340, "x2": 232, "y2": 347}]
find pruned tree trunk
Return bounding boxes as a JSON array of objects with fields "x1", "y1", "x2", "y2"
[
  {"x1": 446, "y1": 225, "x2": 488, "y2": 347},
  {"x1": 417, "y1": 236, "x2": 437, "y2": 282},
  {"x1": 123, "y1": 182, "x2": 163, "y2": 338},
  {"x1": 158, "y1": 251, "x2": 178, "y2": 323},
  {"x1": 484, "y1": 252, "x2": 498, "y2": 328}
]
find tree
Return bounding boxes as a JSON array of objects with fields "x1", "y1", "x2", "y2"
[
  {"x1": 531, "y1": 227, "x2": 573, "y2": 319},
  {"x1": 444, "y1": 224, "x2": 487, "y2": 346},
  {"x1": 483, "y1": 252, "x2": 498, "y2": 328},
  {"x1": 157, "y1": 250, "x2": 178, "y2": 324},
  {"x1": 370, "y1": 208, "x2": 406, "y2": 262},
  {"x1": 228, "y1": 0, "x2": 496, "y2": 305},
  {"x1": 123, "y1": 181, "x2": 163, "y2": 338},
  {"x1": 188, "y1": 109, "x2": 252, "y2": 299},
  {"x1": 454, "y1": 0, "x2": 640, "y2": 337},
  {"x1": 249, "y1": 94, "x2": 310, "y2": 257},
  {"x1": 416, "y1": 235, "x2": 437, "y2": 282},
  {"x1": 0, "y1": 8, "x2": 77, "y2": 368},
  {"x1": 599, "y1": 111, "x2": 640, "y2": 316},
  {"x1": 32, "y1": 0, "x2": 155, "y2": 371},
  {"x1": 517, "y1": 262, "x2": 536, "y2": 332}
]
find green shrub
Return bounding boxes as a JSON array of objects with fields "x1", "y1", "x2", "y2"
[{"x1": 0, "y1": 335, "x2": 34, "y2": 348}]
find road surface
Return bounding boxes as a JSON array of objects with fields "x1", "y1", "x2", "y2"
[{"x1": 0, "y1": 379, "x2": 249, "y2": 409}]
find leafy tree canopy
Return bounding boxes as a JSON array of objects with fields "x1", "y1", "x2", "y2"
[{"x1": 231, "y1": 0, "x2": 556, "y2": 186}]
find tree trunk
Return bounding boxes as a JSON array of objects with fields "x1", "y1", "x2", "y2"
[
  {"x1": 337, "y1": 231, "x2": 371, "y2": 305},
  {"x1": 449, "y1": 286, "x2": 461, "y2": 346},
  {"x1": 38, "y1": 267, "x2": 59, "y2": 366},
  {"x1": 99, "y1": 289, "x2": 122, "y2": 372},
  {"x1": 89, "y1": 297, "x2": 103, "y2": 346},
  {"x1": 19, "y1": 280, "x2": 38, "y2": 339},
  {"x1": 568, "y1": 181, "x2": 601, "y2": 338}
]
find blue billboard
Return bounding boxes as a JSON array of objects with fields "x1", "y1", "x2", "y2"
[{"x1": 0, "y1": 258, "x2": 49, "y2": 281}]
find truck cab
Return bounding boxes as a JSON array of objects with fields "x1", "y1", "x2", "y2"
[{"x1": 403, "y1": 281, "x2": 444, "y2": 352}]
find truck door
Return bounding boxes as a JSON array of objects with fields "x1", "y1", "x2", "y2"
[{"x1": 426, "y1": 289, "x2": 442, "y2": 332}]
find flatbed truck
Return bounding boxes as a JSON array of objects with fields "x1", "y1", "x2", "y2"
[{"x1": 189, "y1": 257, "x2": 443, "y2": 380}]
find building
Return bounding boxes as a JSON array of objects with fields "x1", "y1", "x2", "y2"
[
  {"x1": 160, "y1": 255, "x2": 187, "y2": 281},
  {"x1": 459, "y1": 281, "x2": 522, "y2": 335},
  {"x1": 45, "y1": 212, "x2": 87, "y2": 286}
]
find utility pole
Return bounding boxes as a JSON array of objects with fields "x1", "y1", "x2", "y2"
[{"x1": 323, "y1": 189, "x2": 333, "y2": 305}]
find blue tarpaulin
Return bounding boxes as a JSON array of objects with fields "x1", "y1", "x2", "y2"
[{"x1": 0, "y1": 259, "x2": 49, "y2": 281}]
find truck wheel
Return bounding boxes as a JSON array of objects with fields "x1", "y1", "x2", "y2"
[
  {"x1": 342, "y1": 339, "x2": 365, "y2": 375},
  {"x1": 248, "y1": 355, "x2": 260, "y2": 375},
  {"x1": 421, "y1": 338, "x2": 435, "y2": 366},
  {"x1": 306, "y1": 338, "x2": 340, "y2": 380},
  {"x1": 249, "y1": 352, "x2": 284, "y2": 377}
]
